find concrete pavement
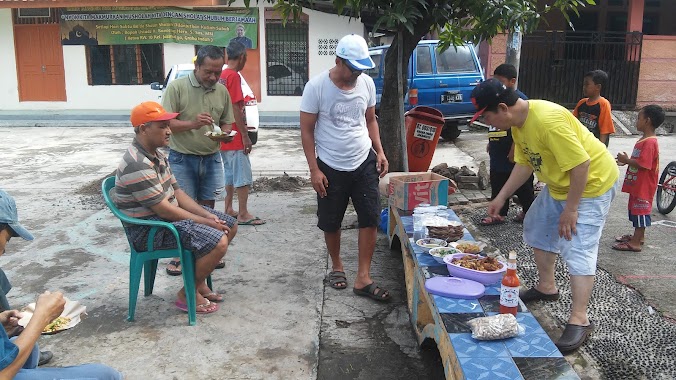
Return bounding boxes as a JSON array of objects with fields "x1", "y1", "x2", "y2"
[{"x1": 2, "y1": 126, "x2": 675, "y2": 379}]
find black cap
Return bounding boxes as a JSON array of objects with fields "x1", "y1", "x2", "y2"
[{"x1": 470, "y1": 78, "x2": 509, "y2": 124}]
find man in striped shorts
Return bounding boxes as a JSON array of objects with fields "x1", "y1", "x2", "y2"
[{"x1": 113, "y1": 101, "x2": 238, "y2": 314}]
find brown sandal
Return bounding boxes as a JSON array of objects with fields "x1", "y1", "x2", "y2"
[
  {"x1": 480, "y1": 216, "x2": 505, "y2": 226},
  {"x1": 612, "y1": 242, "x2": 642, "y2": 252}
]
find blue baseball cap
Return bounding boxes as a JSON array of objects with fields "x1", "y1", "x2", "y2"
[{"x1": 0, "y1": 189, "x2": 34, "y2": 241}]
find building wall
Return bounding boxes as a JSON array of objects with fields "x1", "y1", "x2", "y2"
[
  {"x1": 637, "y1": 36, "x2": 676, "y2": 110},
  {"x1": 0, "y1": 5, "x2": 364, "y2": 112}
]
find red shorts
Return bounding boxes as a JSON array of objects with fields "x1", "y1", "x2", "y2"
[{"x1": 628, "y1": 195, "x2": 652, "y2": 215}]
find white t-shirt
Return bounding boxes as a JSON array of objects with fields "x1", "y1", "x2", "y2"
[{"x1": 300, "y1": 70, "x2": 376, "y2": 171}]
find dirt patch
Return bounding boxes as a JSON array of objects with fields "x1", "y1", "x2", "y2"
[
  {"x1": 74, "y1": 171, "x2": 115, "y2": 210},
  {"x1": 253, "y1": 173, "x2": 310, "y2": 192}
]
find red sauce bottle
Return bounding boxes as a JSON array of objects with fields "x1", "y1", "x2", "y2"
[{"x1": 499, "y1": 251, "x2": 519, "y2": 316}]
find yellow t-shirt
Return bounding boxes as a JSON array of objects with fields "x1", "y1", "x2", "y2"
[{"x1": 512, "y1": 100, "x2": 618, "y2": 200}]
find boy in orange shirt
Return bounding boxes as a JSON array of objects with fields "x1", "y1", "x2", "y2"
[
  {"x1": 573, "y1": 70, "x2": 615, "y2": 147},
  {"x1": 613, "y1": 105, "x2": 664, "y2": 252}
]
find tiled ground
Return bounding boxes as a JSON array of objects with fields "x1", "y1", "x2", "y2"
[{"x1": 401, "y1": 209, "x2": 580, "y2": 380}]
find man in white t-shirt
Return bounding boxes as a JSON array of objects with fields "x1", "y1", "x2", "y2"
[{"x1": 300, "y1": 34, "x2": 390, "y2": 302}]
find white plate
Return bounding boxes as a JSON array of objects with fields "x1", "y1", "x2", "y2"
[
  {"x1": 449, "y1": 240, "x2": 486, "y2": 254},
  {"x1": 18, "y1": 298, "x2": 86, "y2": 335}
]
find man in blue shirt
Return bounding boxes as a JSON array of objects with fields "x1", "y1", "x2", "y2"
[{"x1": 0, "y1": 189, "x2": 122, "y2": 379}]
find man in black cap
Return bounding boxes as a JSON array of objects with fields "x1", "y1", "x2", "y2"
[{"x1": 471, "y1": 78, "x2": 619, "y2": 353}]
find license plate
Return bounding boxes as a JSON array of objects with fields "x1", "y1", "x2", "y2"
[{"x1": 441, "y1": 92, "x2": 462, "y2": 103}]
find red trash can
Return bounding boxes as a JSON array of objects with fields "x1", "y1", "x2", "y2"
[{"x1": 405, "y1": 106, "x2": 445, "y2": 172}]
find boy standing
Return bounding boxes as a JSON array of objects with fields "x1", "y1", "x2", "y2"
[
  {"x1": 573, "y1": 70, "x2": 615, "y2": 147},
  {"x1": 480, "y1": 64, "x2": 535, "y2": 225},
  {"x1": 219, "y1": 41, "x2": 265, "y2": 226},
  {"x1": 612, "y1": 105, "x2": 665, "y2": 252}
]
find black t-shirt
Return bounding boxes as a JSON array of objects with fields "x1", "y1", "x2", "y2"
[{"x1": 488, "y1": 89, "x2": 528, "y2": 172}]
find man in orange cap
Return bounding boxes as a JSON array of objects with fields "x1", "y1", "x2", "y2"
[{"x1": 113, "y1": 101, "x2": 237, "y2": 314}]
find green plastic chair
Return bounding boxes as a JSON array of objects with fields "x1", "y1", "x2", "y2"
[{"x1": 102, "y1": 176, "x2": 212, "y2": 326}]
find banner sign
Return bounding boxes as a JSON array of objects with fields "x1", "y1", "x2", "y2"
[{"x1": 60, "y1": 7, "x2": 258, "y2": 48}]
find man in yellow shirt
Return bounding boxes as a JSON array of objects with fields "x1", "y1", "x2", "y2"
[{"x1": 471, "y1": 78, "x2": 619, "y2": 353}]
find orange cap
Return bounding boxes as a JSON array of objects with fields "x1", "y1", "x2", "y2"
[{"x1": 130, "y1": 101, "x2": 179, "y2": 127}]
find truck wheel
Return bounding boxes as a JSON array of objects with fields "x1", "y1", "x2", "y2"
[
  {"x1": 440, "y1": 121, "x2": 461, "y2": 140},
  {"x1": 248, "y1": 131, "x2": 258, "y2": 145}
]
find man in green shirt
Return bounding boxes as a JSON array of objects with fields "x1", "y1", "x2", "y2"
[{"x1": 161, "y1": 45, "x2": 236, "y2": 275}]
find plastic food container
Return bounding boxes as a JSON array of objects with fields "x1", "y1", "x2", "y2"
[{"x1": 443, "y1": 253, "x2": 506, "y2": 285}]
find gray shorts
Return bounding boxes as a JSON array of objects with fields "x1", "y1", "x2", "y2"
[{"x1": 523, "y1": 183, "x2": 617, "y2": 275}]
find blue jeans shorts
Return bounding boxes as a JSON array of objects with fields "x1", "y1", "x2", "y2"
[
  {"x1": 221, "y1": 150, "x2": 253, "y2": 188},
  {"x1": 523, "y1": 183, "x2": 617, "y2": 276},
  {"x1": 168, "y1": 149, "x2": 224, "y2": 201}
]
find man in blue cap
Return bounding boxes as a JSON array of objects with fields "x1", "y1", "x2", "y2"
[
  {"x1": 300, "y1": 34, "x2": 390, "y2": 302},
  {"x1": 0, "y1": 189, "x2": 122, "y2": 379}
]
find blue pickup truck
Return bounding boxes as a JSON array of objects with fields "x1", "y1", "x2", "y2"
[{"x1": 366, "y1": 40, "x2": 484, "y2": 140}]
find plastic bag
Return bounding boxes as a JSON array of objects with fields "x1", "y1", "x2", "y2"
[
  {"x1": 467, "y1": 313, "x2": 523, "y2": 340},
  {"x1": 378, "y1": 208, "x2": 388, "y2": 233}
]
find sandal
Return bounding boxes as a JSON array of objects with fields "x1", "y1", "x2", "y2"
[
  {"x1": 615, "y1": 234, "x2": 644, "y2": 245},
  {"x1": 512, "y1": 212, "x2": 525, "y2": 223},
  {"x1": 166, "y1": 260, "x2": 182, "y2": 276},
  {"x1": 612, "y1": 242, "x2": 642, "y2": 252},
  {"x1": 175, "y1": 299, "x2": 219, "y2": 314},
  {"x1": 480, "y1": 216, "x2": 505, "y2": 226},
  {"x1": 325, "y1": 271, "x2": 347, "y2": 290},
  {"x1": 215, "y1": 259, "x2": 225, "y2": 269},
  {"x1": 202, "y1": 292, "x2": 224, "y2": 303},
  {"x1": 353, "y1": 283, "x2": 391, "y2": 302}
]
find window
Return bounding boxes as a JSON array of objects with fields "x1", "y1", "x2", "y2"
[
  {"x1": 366, "y1": 50, "x2": 383, "y2": 78},
  {"x1": 86, "y1": 44, "x2": 164, "y2": 85},
  {"x1": 416, "y1": 46, "x2": 432, "y2": 74},
  {"x1": 265, "y1": 10, "x2": 308, "y2": 96},
  {"x1": 435, "y1": 46, "x2": 476, "y2": 73}
]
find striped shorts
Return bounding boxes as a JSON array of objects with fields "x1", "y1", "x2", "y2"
[{"x1": 126, "y1": 206, "x2": 236, "y2": 259}]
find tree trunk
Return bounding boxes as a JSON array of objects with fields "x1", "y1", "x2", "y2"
[
  {"x1": 505, "y1": 27, "x2": 522, "y2": 88},
  {"x1": 379, "y1": 20, "x2": 436, "y2": 172}
]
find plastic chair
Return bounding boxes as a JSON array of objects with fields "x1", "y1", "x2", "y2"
[{"x1": 101, "y1": 176, "x2": 212, "y2": 326}]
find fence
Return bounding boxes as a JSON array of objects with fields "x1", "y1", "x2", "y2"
[{"x1": 519, "y1": 31, "x2": 643, "y2": 109}]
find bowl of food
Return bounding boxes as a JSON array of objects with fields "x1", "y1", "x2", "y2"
[
  {"x1": 450, "y1": 240, "x2": 485, "y2": 254},
  {"x1": 415, "y1": 238, "x2": 448, "y2": 253},
  {"x1": 443, "y1": 253, "x2": 506, "y2": 285},
  {"x1": 428, "y1": 246, "x2": 462, "y2": 264}
]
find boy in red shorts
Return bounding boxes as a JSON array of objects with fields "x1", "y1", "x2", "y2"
[{"x1": 613, "y1": 105, "x2": 665, "y2": 252}]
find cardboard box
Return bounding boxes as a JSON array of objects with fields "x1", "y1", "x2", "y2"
[{"x1": 388, "y1": 172, "x2": 449, "y2": 210}]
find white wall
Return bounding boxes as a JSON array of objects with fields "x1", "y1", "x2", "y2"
[
  {"x1": 257, "y1": 7, "x2": 364, "y2": 112},
  {"x1": 0, "y1": 6, "x2": 366, "y2": 112},
  {"x1": 0, "y1": 9, "x2": 21, "y2": 107}
]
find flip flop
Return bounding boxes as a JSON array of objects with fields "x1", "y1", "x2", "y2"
[
  {"x1": 353, "y1": 283, "x2": 391, "y2": 302},
  {"x1": 479, "y1": 216, "x2": 505, "y2": 226},
  {"x1": 238, "y1": 217, "x2": 266, "y2": 226},
  {"x1": 611, "y1": 242, "x2": 642, "y2": 252},
  {"x1": 175, "y1": 299, "x2": 219, "y2": 314},
  {"x1": 614, "y1": 234, "x2": 644, "y2": 245},
  {"x1": 166, "y1": 260, "x2": 182, "y2": 276},
  {"x1": 215, "y1": 259, "x2": 225, "y2": 269},
  {"x1": 202, "y1": 292, "x2": 224, "y2": 303}
]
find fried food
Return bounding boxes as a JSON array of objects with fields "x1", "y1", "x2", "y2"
[
  {"x1": 43, "y1": 316, "x2": 70, "y2": 333},
  {"x1": 451, "y1": 255, "x2": 502, "y2": 272},
  {"x1": 456, "y1": 242, "x2": 482, "y2": 254}
]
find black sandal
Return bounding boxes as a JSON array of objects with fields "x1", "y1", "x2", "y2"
[
  {"x1": 353, "y1": 283, "x2": 391, "y2": 302},
  {"x1": 166, "y1": 260, "x2": 182, "y2": 276},
  {"x1": 325, "y1": 271, "x2": 347, "y2": 290}
]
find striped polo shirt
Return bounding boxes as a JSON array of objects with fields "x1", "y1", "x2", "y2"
[{"x1": 113, "y1": 138, "x2": 179, "y2": 218}]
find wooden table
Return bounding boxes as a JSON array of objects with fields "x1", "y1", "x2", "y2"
[{"x1": 387, "y1": 206, "x2": 581, "y2": 380}]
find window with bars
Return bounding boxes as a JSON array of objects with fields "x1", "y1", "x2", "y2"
[
  {"x1": 86, "y1": 44, "x2": 164, "y2": 86},
  {"x1": 265, "y1": 12, "x2": 308, "y2": 96}
]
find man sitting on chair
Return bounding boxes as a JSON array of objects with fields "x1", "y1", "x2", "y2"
[{"x1": 113, "y1": 101, "x2": 238, "y2": 314}]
